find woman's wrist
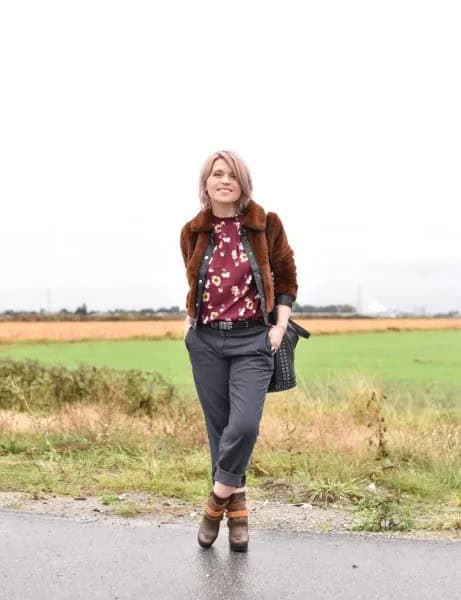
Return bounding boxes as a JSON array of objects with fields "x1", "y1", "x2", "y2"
[{"x1": 273, "y1": 304, "x2": 291, "y2": 333}]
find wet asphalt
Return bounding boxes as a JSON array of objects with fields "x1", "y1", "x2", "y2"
[{"x1": 0, "y1": 510, "x2": 459, "y2": 600}]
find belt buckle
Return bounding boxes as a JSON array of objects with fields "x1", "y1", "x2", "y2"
[{"x1": 219, "y1": 321, "x2": 233, "y2": 330}]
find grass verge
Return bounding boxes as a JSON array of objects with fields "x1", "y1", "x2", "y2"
[{"x1": 0, "y1": 358, "x2": 460, "y2": 532}]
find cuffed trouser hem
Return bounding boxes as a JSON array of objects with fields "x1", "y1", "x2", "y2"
[{"x1": 214, "y1": 465, "x2": 245, "y2": 488}]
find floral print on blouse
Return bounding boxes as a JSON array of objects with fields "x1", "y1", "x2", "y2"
[{"x1": 198, "y1": 213, "x2": 264, "y2": 324}]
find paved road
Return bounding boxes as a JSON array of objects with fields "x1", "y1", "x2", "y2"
[{"x1": 1, "y1": 510, "x2": 459, "y2": 599}]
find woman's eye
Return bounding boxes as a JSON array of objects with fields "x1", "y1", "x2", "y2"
[{"x1": 213, "y1": 172, "x2": 236, "y2": 179}]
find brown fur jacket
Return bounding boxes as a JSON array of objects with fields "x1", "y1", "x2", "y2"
[{"x1": 180, "y1": 199, "x2": 298, "y2": 319}]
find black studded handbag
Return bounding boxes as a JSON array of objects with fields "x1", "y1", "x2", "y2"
[
  {"x1": 241, "y1": 217, "x2": 310, "y2": 392},
  {"x1": 267, "y1": 316, "x2": 310, "y2": 393}
]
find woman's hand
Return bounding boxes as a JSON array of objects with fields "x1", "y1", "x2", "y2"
[
  {"x1": 268, "y1": 324, "x2": 286, "y2": 353},
  {"x1": 184, "y1": 316, "x2": 193, "y2": 340}
]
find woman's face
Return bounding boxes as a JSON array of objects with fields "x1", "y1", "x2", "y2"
[{"x1": 206, "y1": 158, "x2": 241, "y2": 208}]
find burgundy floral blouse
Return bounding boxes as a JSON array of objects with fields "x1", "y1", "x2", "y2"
[{"x1": 198, "y1": 213, "x2": 264, "y2": 324}]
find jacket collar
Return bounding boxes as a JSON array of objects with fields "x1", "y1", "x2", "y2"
[{"x1": 190, "y1": 199, "x2": 267, "y2": 232}]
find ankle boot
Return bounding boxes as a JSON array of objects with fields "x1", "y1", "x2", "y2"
[
  {"x1": 226, "y1": 491, "x2": 249, "y2": 552},
  {"x1": 197, "y1": 491, "x2": 229, "y2": 549}
]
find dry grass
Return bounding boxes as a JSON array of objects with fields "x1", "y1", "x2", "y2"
[
  {"x1": 1, "y1": 379, "x2": 458, "y2": 469},
  {"x1": 260, "y1": 407, "x2": 370, "y2": 453},
  {"x1": 1, "y1": 318, "x2": 460, "y2": 342},
  {"x1": 0, "y1": 401, "x2": 208, "y2": 449},
  {"x1": 0, "y1": 402, "x2": 368, "y2": 453}
]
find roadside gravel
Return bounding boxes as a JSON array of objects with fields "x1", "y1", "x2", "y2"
[{"x1": 1, "y1": 491, "x2": 459, "y2": 542}]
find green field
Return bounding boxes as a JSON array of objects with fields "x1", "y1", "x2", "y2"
[{"x1": 1, "y1": 330, "x2": 460, "y2": 398}]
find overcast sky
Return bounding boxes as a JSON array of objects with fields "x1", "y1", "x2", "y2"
[{"x1": 1, "y1": 1, "x2": 460, "y2": 314}]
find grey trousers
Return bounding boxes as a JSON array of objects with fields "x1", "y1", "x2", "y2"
[{"x1": 185, "y1": 321, "x2": 274, "y2": 487}]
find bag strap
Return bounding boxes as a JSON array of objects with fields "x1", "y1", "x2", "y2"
[{"x1": 264, "y1": 213, "x2": 310, "y2": 339}]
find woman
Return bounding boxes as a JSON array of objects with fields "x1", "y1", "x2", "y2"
[{"x1": 180, "y1": 150, "x2": 298, "y2": 551}]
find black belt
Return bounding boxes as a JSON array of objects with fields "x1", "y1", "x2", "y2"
[{"x1": 199, "y1": 319, "x2": 266, "y2": 331}]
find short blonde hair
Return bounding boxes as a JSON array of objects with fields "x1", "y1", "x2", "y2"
[{"x1": 199, "y1": 150, "x2": 253, "y2": 211}]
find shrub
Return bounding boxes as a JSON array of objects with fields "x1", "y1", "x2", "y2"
[{"x1": 0, "y1": 359, "x2": 175, "y2": 416}]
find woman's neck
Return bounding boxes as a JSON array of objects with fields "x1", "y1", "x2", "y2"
[{"x1": 210, "y1": 201, "x2": 239, "y2": 218}]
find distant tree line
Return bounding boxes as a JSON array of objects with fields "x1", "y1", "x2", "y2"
[
  {"x1": 0, "y1": 304, "x2": 184, "y2": 322},
  {"x1": 1, "y1": 304, "x2": 458, "y2": 321},
  {"x1": 292, "y1": 302, "x2": 356, "y2": 314}
]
